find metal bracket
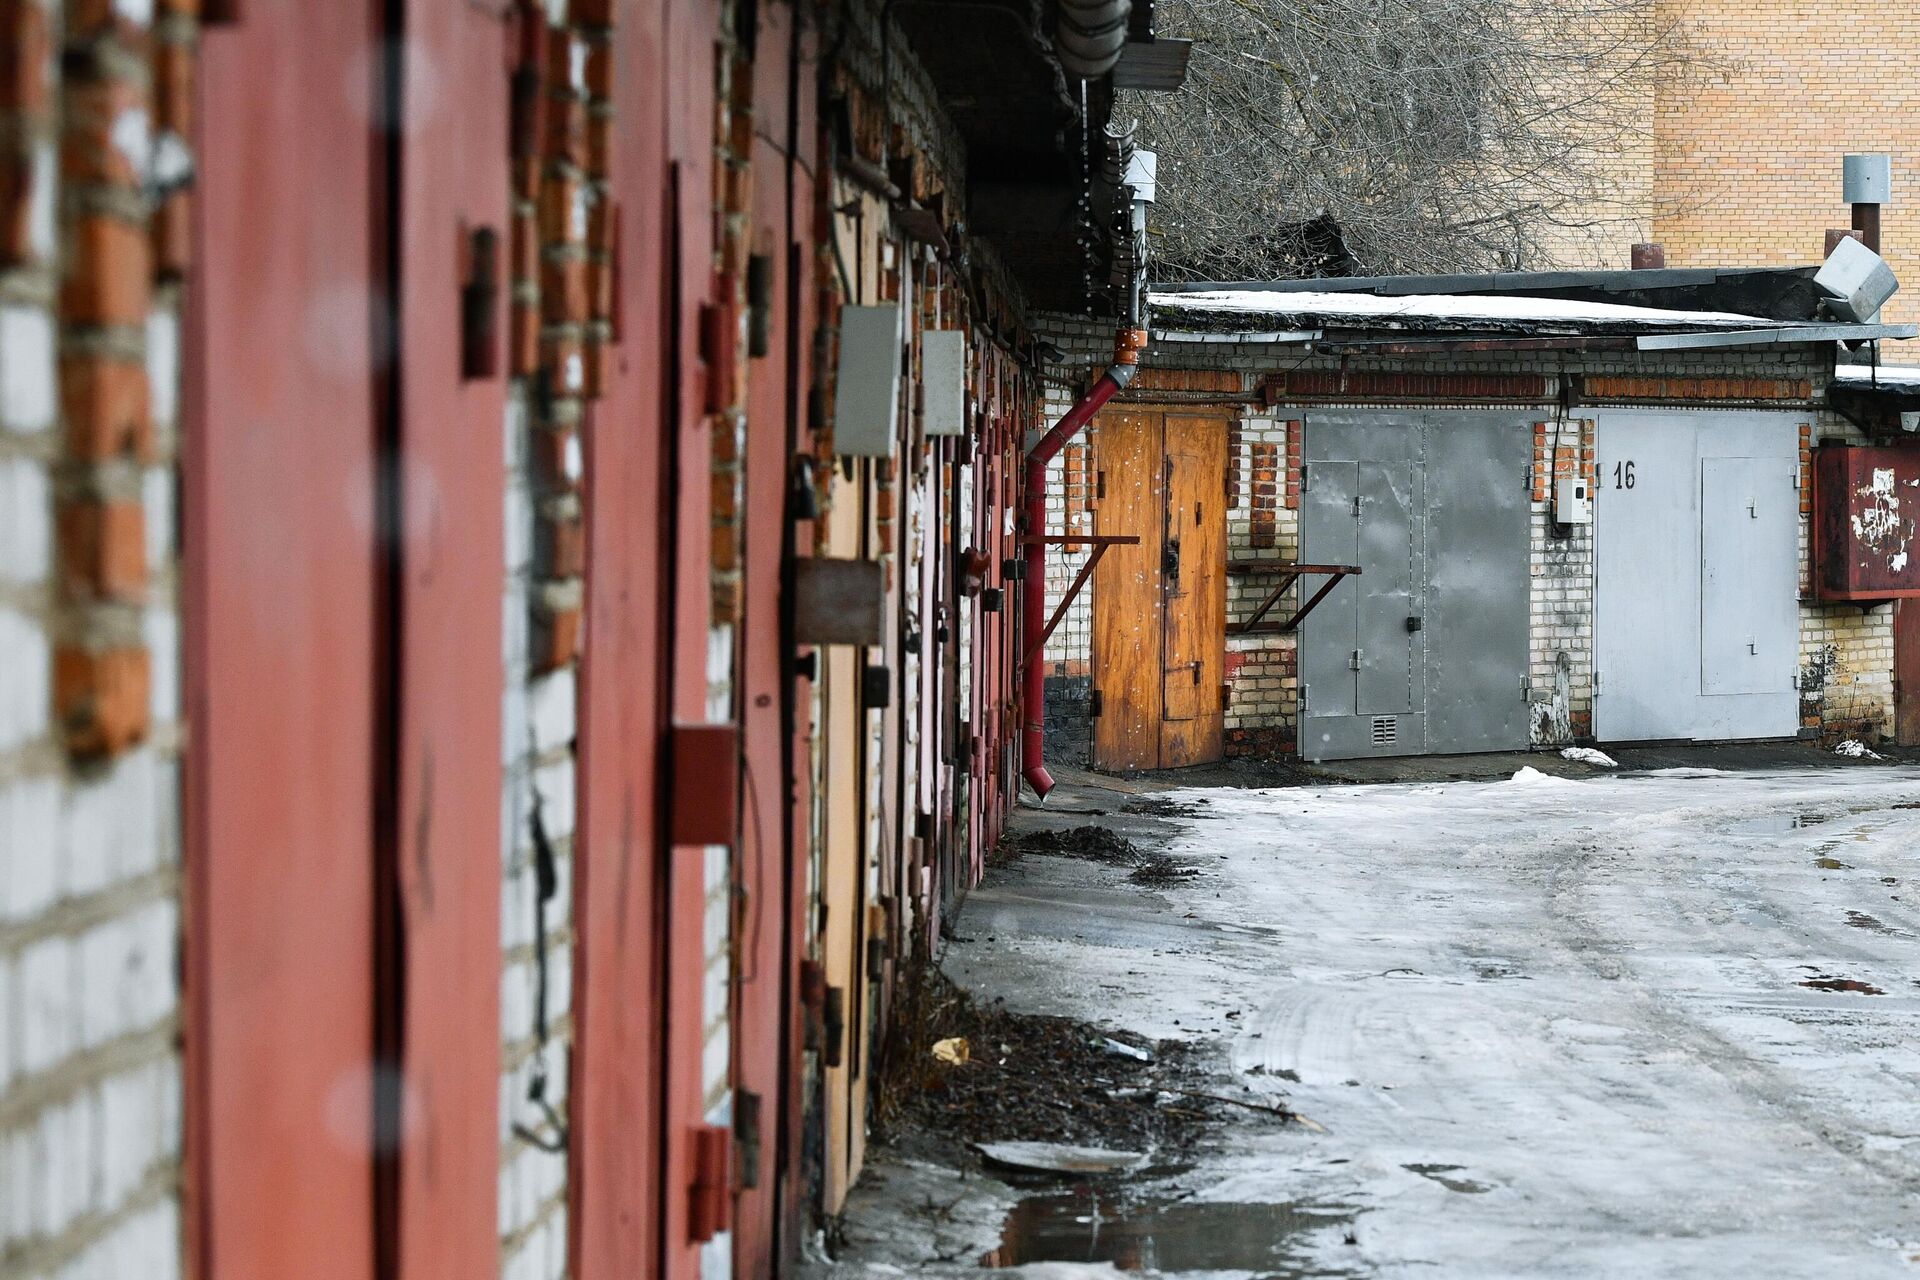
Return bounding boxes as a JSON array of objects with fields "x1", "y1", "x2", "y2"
[
  {"x1": 1228, "y1": 562, "x2": 1361, "y2": 634},
  {"x1": 1020, "y1": 535, "x2": 1141, "y2": 663}
]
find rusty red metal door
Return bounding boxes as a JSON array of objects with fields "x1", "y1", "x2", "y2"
[
  {"x1": 184, "y1": 6, "x2": 383, "y2": 1278},
  {"x1": 570, "y1": 0, "x2": 672, "y2": 1274},
  {"x1": 1898, "y1": 600, "x2": 1920, "y2": 746},
  {"x1": 386, "y1": 1, "x2": 512, "y2": 1274}
]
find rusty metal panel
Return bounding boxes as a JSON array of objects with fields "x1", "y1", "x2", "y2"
[
  {"x1": 1812, "y1": 445, "x2": 1920, "y2": 600},
  {"x1": 185, "y1": 6, "x2": 381, "y2": 1278},
  {"x1": 570, "y1": 0, "x2": 673, "y2": 1267},
  {"x1": 1898, "y1": 600, "x2": 1920, "y2": 746},
  {"x1": 390, "y1": 1, "x2": 512, "y2": 1273},
  {"x1": 795, "y1": 558, "x2": 885, "y2": 644}
]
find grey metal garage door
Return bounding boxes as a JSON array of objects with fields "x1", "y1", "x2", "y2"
[
  {"x1": 1593, "y1": 410, "x2": 1800, "y2": 742},
  {"x1": 1299, "y1": 410, "x2": 1532, "y2": 760}
]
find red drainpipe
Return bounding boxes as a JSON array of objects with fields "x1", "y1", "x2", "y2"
[{"x1": 1020, "y1": 329, "x2": 1146, "y2": 801}]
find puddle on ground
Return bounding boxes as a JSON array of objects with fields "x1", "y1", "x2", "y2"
[
  {"x1": 982, "y1": 1186, "x2": 1356, "y2": 1273},
  {"x1": 1402, "y1": 1163, "x2": 1494, "y2": 1194},
  {"x1": 1845, "y1": 910, "x2": 1899, "y2": 934},
  {"x1": 1815, "y1": 856, "x2": 1854, "y2": 870},
  {"x1": 1799, "y1": 974, "x2": 1885, "y2": 995}
]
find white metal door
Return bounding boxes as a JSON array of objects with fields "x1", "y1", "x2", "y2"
[{"x1": 1594, "y1": 411, "x2": 1800, "y2": 742}]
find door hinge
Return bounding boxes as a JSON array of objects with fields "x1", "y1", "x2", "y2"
[
  {"x1": 1097, "y1": 469, "x2": 1106, "y2": 500},
  {"x1": 1090, "y1": 688, "x2": 1103, "y2": 718},
  {"x1": 1299, "y1": 682, "x2": 1309, "y2": 712},
  {"x1": 1299, "y1": 463, "x2": 1309, "y2": 492},
  {"x1": 735, "y1": 1090, "x2": 763, "y2": 1190},
  {"x1": 1191, "y1": 660, "x2": 1201, "y2": 685},
  {"x1": 1220, "y1": 681, "x2": 1232, "y2": 710},
  {"x1": 1593, "y1": 670, "x2": 1604, "y2": 695},
  {"x1": 822, "y1": 985, "x2": 846, "y2": 1067},
  {"x1": 1351, "y1": 495, "x2": 1364, "y2": 517},
  {"x1": 689, "y1": 1124, "x2": 734, "y2": 1243},
  {"x1": 1349, "y1": 649, "x2": 1363, "y2": 671}
]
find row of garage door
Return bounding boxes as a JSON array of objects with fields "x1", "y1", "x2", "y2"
[{"x1": 1297, "y1": 408, "x2": 1804, "y2": 759}]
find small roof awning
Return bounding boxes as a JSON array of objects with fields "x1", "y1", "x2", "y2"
[
  {"x1": 1830, "y1": 362, "x2": 1920, "y2": 436},
  {"x1": 1149, "y1": 288, "x2": 1918, "y2": 353}
]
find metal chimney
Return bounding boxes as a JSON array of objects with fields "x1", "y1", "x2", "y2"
[{"x1": 1844, "y1": 153, "x2": 1891, "y2": 253}]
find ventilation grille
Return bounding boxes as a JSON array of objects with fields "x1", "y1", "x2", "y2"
[{"x1": 1370, "y1": 716, "x2": 1398, "y2": 746}]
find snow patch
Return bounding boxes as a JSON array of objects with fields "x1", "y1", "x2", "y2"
[
  {"x1": 1507, "y1": 766, "x2": 1573, "y2": 786},
  {"x1": 1835, "y1": 739, "x2": 1885, "y2": 760},
  {"x1": 1560, "y1": 747, "x2": 1618, "y2": 768},
  {"x1": 1154, "y1": 288, "x2": 1778, "y2": 330}
]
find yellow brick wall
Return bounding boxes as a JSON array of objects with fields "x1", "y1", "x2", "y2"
[{"x1": 1551, "y1": 0, "x2": 1920, "y2": 323}]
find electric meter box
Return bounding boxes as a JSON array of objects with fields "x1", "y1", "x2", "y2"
[{"x1": 1554, "y1": 476, "x2": 1593, "y2": 524}]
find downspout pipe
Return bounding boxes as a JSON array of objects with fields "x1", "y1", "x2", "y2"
[{"x1": 1020, "y1": 334, "x2": 1145, "y2": 801}]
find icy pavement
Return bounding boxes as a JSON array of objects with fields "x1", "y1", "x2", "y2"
[{"x1": 842, "y1": 764, "x2": 1920, "y2": 1278}]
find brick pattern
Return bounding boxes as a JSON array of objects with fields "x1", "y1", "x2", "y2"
[
  {"x1": 515, "y1": 0, "x2": 598, "y2": 677},
  {"x1": 498, "y1": 2, "x2": 602, "y2": 1275},
  {"x1": 1034, "y1": 331, "x2": 1895, "y2": 756},
  {"x1": 1526, "y1": 419, "x2": 1598, "y2": 743},
  {"x1": 1248, "y1": 440, "x2": 1279, "y2": 549},
  {"x1": 1644, "y1": 1, "x2": 1920, "y2": 326},
  {"x1": 1, "y1": 2, "x2": 193, "y2": 1275}
]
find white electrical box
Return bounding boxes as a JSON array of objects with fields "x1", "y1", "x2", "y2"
[
  {"x1": 832, "y1": 304, "x2": 901, "y2": 457},
  {"x1": 1554, "y1": 476, "x2": 1593, "y2": 524},
  {"x1": 921, "y1": 329, "x2": 967, "y2": 437}
]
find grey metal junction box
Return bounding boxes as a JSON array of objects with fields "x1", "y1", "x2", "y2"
[{"x1": 833, "y1": 303, "x2": 902, "y2": 456}]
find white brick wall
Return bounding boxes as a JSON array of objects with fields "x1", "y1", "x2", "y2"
[
  {"x1": 1, "y1": 35, "x2": 186, "y2": 1274},
  {"x1": 498, "y1": 385, "x2": 573, "y2": 1280}
]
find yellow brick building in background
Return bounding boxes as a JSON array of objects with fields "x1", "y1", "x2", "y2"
[{"x1": 1556, "y1": 0, "x2": 1920, "y2": 325}]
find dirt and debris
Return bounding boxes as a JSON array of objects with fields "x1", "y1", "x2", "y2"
[
  {"x1": 999, "y1": 824, "x2": 1201, "y2": 888},
  {"x1": 1120, "y1": 796, "x2": 1212, "y2": 819},
  {"x1": 873, "y1": 969, "x2": 1276, "y2": 1162}
]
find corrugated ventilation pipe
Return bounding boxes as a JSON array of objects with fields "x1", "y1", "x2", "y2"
[
  {"x1": 1021, "y1": 145, "x2": 1156, "y2": 801},
  {"x1": 1054, "y1": 0, "x2": 1131, "y2": 79}
]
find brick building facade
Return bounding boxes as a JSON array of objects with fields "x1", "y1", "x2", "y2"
[{"x1": 1548, "y1": 0, "x2": 1920, "y2": 324}]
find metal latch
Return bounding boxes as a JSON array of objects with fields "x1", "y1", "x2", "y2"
[
  {"x1": 1351, "y1": 495, "x2": 1365, "y2": 517},
  {"x1": 1349, "y1": 649, "x2": 1363, "y2": 671}
]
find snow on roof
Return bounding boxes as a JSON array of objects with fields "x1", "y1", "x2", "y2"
[
  {"x1": 1833, "y1": 362, "x2": 1920, "y2": 387},
  {"x1": 1152, "y1": 288, "x2": 1784, "y2": 334}
]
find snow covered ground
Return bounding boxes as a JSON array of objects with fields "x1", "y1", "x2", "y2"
[{"x1": 914, "y1": 764, "x2": 1920, "y2": 1278}]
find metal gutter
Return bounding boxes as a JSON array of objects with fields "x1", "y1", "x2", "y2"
[{"x1": 1635, "y1": 323, "x2": 1918, "y2": 350}]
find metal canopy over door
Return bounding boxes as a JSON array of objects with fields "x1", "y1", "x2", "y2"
[
  {"x1": 1594, "y1": 410, "x2": 1800, "y2": 742},
  {"x1": 1091, "y1": 409, "x2": 1227, "y2": 770},
  {"x1": 1299, "y1": 410, "x2": 1530, "y2": 760}
]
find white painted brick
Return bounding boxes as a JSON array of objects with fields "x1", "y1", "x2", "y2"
[
  {"x1": 546, "y1": 940, "x2": 571, "y2": 1021},
  {"x1": 501, "y1": 958, "x2": 530, "y2": 1048},
  {"x1": 1, "y1": 773, "x2": 59, "y2": 921},
  {"x1": 0, "y1": 305, "x2": 56, "y2": 435},
  {"x1": 0, "y1": 457, "x2": 50, "y2": 585},
  {"x1": 27, "y1": 142, "x2": 55, "y2": 264},
  {"x1": 155, "y1": 1051, "x2": 181, "y2": 1162},
  {"x1": 0, "y1": 606, "x2": 50, "y2": 751},
  {"x1": 95, "y1": 1201, "x2": 181, "y2": 1280},
  {"x1": 546, "y1": 1204, "x2": 569, "y2": 1280},
  {"x1": 526, "y1": 668, "x2": 574, "y2": 755},
  {"x1": 531, "y1": 756, "x2": 574, "y2": 845},
  {"x1": 500, "y1": 858, "x2": 533, "y2": 953},
  {"x1": 142, "y1": 465, "x2": 174, "y2": 571},
  {"x1": 144, "y1": 609, "x2": 180, "y2": 726},
  {"x1": 98, "y1": 1063, "x2": 161, "y2": 1207},
  {"x1": 0, "y1": 955, "x2": 10, "y2": 1093},
  {"x1": 146, "y1": 308, "x2": 180, "y2": 433},
  {"x1": 40, "y1": 1089, "x2": 94, "y2": 1235},
  {"x1": 62, "y1": 752, "x2": 158, "y2": 898},
  {"x1": 497, "y1": 1160, "x2": 517, "y2": 1238},
  {"x1": 505, "y1": 483, "x2": 532, "y2": 574},
  {"x1": 18, "y1": 934, "x2": 73, "y2": 1075},
  {"x1": 2, "y1": 1124, "x2": 31, "y2": 1247},
  {"x1": 502, "y1": 576, "x2": 530, "y2": 680},
  {"x1": 76, "y1": 900, "x2": 176, "y2": 1048}
]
